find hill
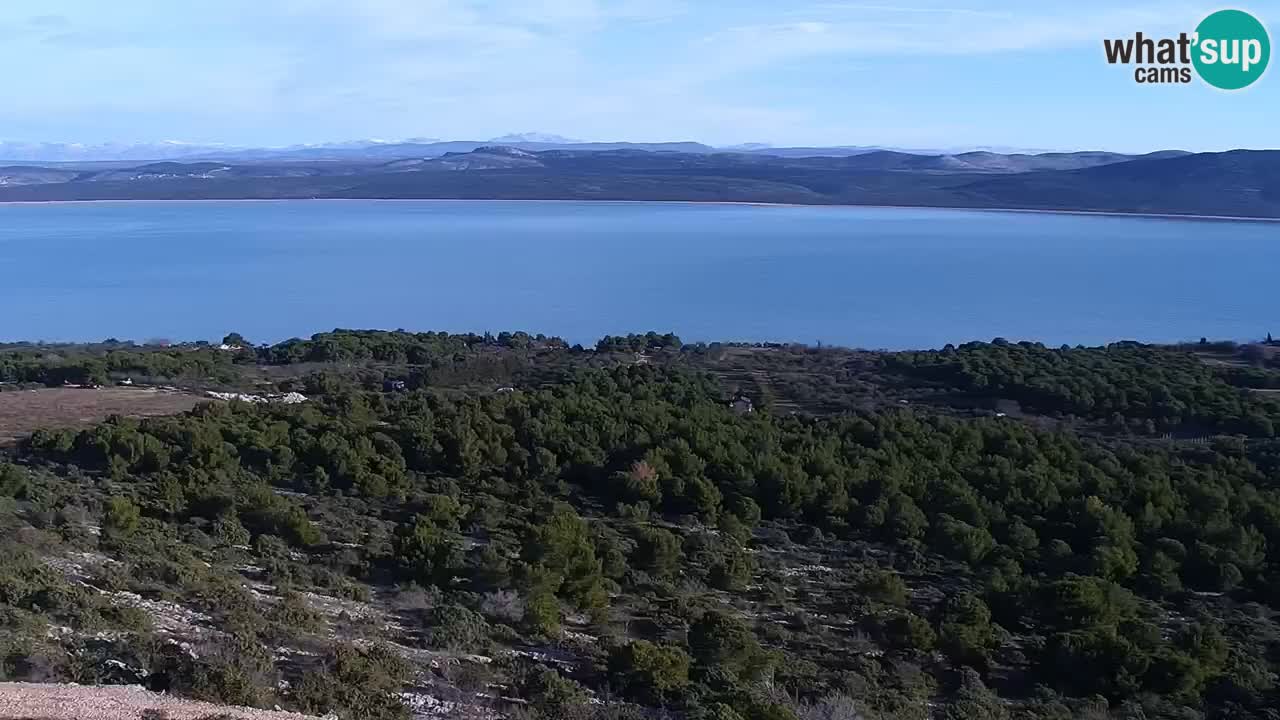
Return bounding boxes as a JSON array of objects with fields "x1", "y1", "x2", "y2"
[
  {"x1": 0, "y1": 147, "x2": 1274, "y2": 218},
  {"x1": 957, "y1": 150, "x2": 1280, "y2": 216}
]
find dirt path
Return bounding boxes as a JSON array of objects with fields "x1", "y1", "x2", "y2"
[{"x1": 0, "y1": 682, "x2": 324, "y2": 720}]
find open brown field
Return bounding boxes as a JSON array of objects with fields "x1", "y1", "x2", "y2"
[{"x1": 0, "y1": 387, "x2": 204, "y2": 446}]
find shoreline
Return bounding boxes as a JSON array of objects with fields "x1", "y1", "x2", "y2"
[{"x1": 0, "y1": 196, "x2": 1276, "y2": 224}]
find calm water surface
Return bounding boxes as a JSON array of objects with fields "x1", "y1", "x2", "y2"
[{"x1": 0, "y1": 200, "x2": 1272, "y2": 348}]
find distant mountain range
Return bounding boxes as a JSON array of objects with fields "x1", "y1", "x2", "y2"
[
  {"x1": 0, "y1": 144, "x2": 1275, "y2": 219},
  {"x1": 0, "y1": 134, "x2": 1072, "y2": 164},
  {"x1": 0, "y1": 141, "x2": 228, "y2": 163}
]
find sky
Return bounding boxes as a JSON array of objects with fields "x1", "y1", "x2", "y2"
[{"x1": 0, "y1": 0, "x2": 1275, "y2": 152}]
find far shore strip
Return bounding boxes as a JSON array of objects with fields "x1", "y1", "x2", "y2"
[{"x1": 0, "y1": 197, "x2": 1276, "y2": 223}]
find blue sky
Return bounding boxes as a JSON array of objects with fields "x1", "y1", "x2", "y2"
[{"x1": 0, "y1": 0, "x2": 1274, "y2": 151}]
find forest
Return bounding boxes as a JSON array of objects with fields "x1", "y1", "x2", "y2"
[
  {"x1": 886, "y1": 340, "x2": 1280, "y2": 436},
  {"x1": 1, "y1": 330, "x2": 1280, "y2": 720}
]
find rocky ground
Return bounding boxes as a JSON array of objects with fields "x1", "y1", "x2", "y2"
[{"x1": 0, "y1": 682, "x2": 325, "y2": 720}]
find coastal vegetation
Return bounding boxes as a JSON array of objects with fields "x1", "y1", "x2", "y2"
[{"x1": 1, "y1": 330, "x2": 1280, "y2": 719}]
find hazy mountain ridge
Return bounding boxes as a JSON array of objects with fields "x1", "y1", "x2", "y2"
[
  {"x1": 0, "y1": 166, "x2": 82, "y2": 186},
  {"x1": 0, "y1": 141, "x2": 232, "y2": 162},
  {"x1": 0, "y1": 135, "x2": 1161, "y2": 163},
  {"x1": 0, "y1": 136, "x2": 719, "y2": 163},
  {"x1": 0, "y1": 146, "x2": 1273, "y2": 218}
]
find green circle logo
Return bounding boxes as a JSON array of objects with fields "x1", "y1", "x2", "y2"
[{"x1": 1193, "y1": 9, "x2": 1271, "y2": 90}]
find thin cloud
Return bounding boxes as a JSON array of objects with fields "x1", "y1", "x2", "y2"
[
  {"x1": 700, "y1": 3, "x2": 1204, "y2": 61},
  {"x1": 813, "y1": 4, "x2": 1012, "y2": 17},
  {"x1": 27, "y1": 14, "x2": 72, "y2": 28},
  {"x1": 0, "y1": 0, "x2": 1262, "y2": 149}
]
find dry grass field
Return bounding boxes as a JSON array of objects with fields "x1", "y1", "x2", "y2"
[{"x1": 0, "y1": 387, "x2": 204, "y2": 446}]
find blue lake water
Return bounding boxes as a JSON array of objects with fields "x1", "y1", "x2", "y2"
[{"x1": 0, "y1": 200, "x2": 1273, "y2": 349}]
